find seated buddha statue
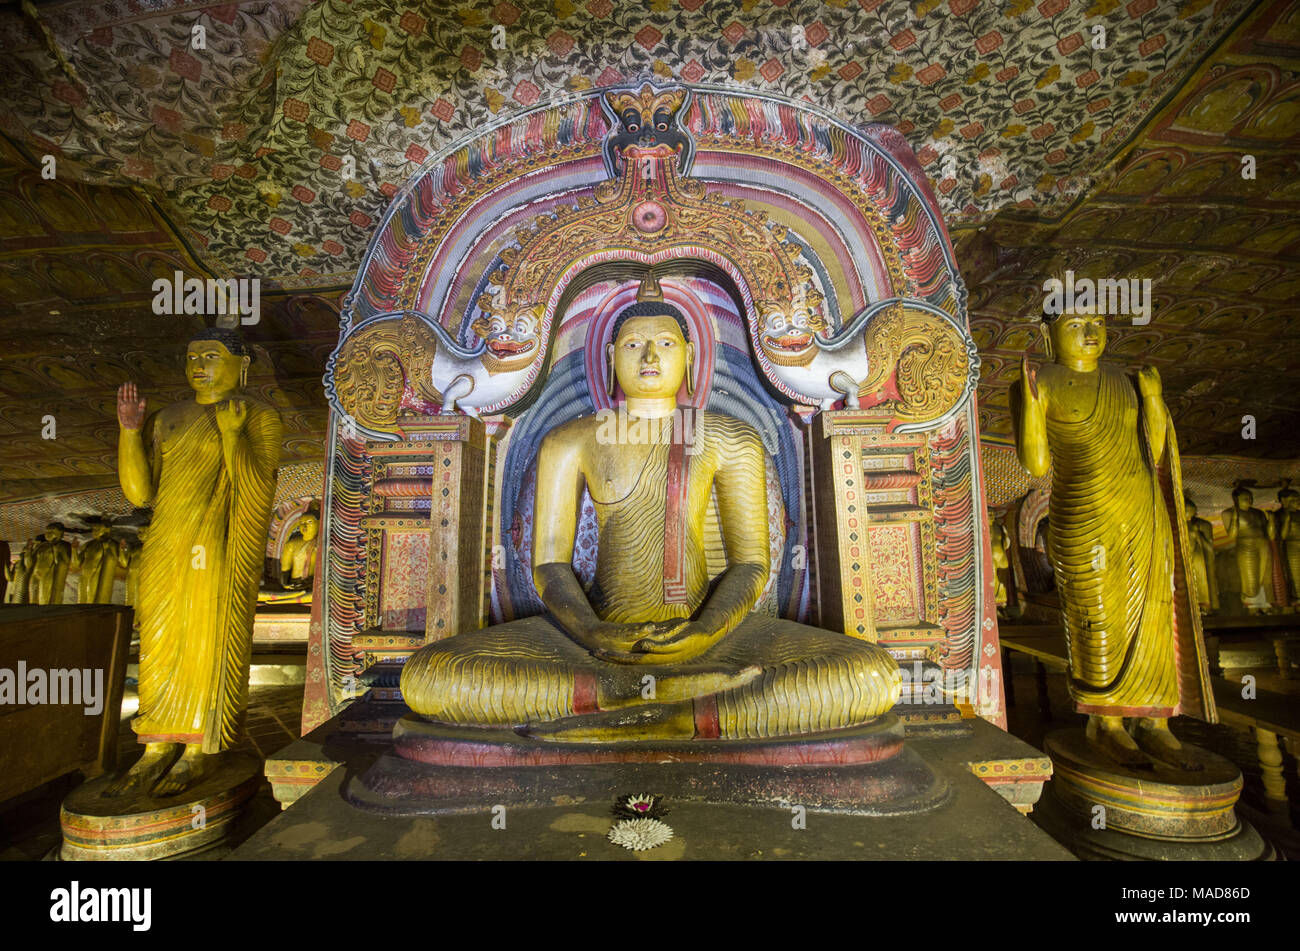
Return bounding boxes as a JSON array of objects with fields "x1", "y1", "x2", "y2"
[
  {"x1": 279, "y1": 513, "x2": 319, "y2": 589},
  {"x1": 400, "y1": 300, "x2": 899, "y2": 743}
]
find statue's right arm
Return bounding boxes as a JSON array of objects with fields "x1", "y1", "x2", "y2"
[
  {"x1": 1222, "y1": 508, "x2": 1238, "y2": 544},
  {"x1": 117, "y1": 383, "x2": 154, "y2": 507},
  {"x1": 1012, "y1": 358, "x2": 1050, "y2": 478}
]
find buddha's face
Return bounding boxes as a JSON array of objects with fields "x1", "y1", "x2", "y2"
[
  {"x1": 92, "y1": 525, "x2": 111, "y2": 539},
  {"x1": 1049, "y1": 313, "x2": 1106, "y2": 365},
  {"x1": 1186, "y1": 501, "x2": 1198, "y2": 519},
  {"x1": 298, "y1": 516, "x2": 319, "y2": 540},
  {"x1": 1282, "y1": 493, "x2": 1300, "y2": 512},
  {"x1": 44, "y1": 526, "x2": 63, "y2": 541},
  {"x1": 1236, "y1": 491, "x2": 1253, "y2": 511},
  {"x1": 610, "y1": 315, "x2": 693, "y2": 400},
  {"x1": 186, "y1": 340, "x2": 247, "y2": 395}
]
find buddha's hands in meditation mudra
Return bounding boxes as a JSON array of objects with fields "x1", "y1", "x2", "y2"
[{"x1": 399, "y1": 304, "x2": 899, "y2": 741}]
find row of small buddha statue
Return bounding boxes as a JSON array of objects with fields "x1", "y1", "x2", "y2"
[
  {"x1": 4, "y1": 509, "x2": 317, "y2": 606},
  {"x1": 1186, "y1": 487, "x2": 1300, "y2": 615},
  {"x1": 3, "y1": 520, "x2": 146, "y2": 606}
]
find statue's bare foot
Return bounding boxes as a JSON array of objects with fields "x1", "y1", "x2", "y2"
[
  {"x1": 599, "y1": 663, "x2": 762, "y2": 709},
  {"x1": 150, "y1": 746, "x2": 212, "y2": 797},
  {"x1": 1134, "y1": 718, "x2": 1202, "y2": 771},
  {"x1": 102, "y1": 743, "x2": 179, "y2": 798},
  {"x1": 1085, "y1": 717, "x2": 1153, "y2": 770}
]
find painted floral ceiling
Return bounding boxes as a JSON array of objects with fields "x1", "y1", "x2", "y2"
[{"x1": 0, "y1": 0, "x2": 1296, "y2": 519}]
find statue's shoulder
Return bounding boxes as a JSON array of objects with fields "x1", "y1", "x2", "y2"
[
  {"x1": 237, "y1": 393, "x2": 281, "y2": 420},
  {"x1": 540, "y1": 412, "x2": 599, "y2": 448},
  {"x1": 698, "y1": 410, "x2": 762, "y2": 450}
]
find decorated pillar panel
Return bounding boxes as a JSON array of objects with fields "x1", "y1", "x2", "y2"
[
  {"x1": 419, "y1": 417, "x2": 491, "y2": 641},
  {"x1": 358, "y1": 416, "x2": 491, "y2": 644},
  {"x1": 810, "y1": 426, "x2": 874, "y2": 642}
]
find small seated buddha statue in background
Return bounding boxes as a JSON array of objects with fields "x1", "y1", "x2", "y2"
[
  {"x1": 279, "y1": 513, "x2": 319, "y2": 589},
  {"x1": 400, "y1": 298, "x2": 899, "y2": 743}
]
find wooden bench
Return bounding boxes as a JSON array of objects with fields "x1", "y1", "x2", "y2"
[{"x1": 1202, "y1": 614, "x2": 1300, "y2": 680}]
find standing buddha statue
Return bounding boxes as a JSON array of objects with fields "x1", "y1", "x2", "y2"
[
  {"x1": 1012, "y1": 306, "x2": 1211, "y2": 768},
  {"x1": 27, "y1": 522, "x2": 72, "y2": 604},
  {"x1": 108, "y1": 328, "x2": 282, "y2": 797},
  {"x1": 1274, "y1": 488, "x2": 1300, "y2": 608},
  {"x1": 1221, "y1": 487, "x2": 1274, "y2": 614},
  {"x1": 1185, "y1": 497, "x2": 1218, "y2": 614},
  {"x1": 72, "y1": 519, "x2": 126, "y2": 604},
  {"x1": 4, "y1": 542, "x2": 33, "y2": 604}
]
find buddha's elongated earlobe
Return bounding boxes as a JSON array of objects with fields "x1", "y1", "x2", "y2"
[
  {"x1": 605, "y1": 343, "x2": 615, "y2": 398},
  {"x1": 686, "y1": 342, "x2": 696, "y2": 398},
  {"x1": 1038, "y1": 323, "x2": 1054, "y2": 363},
  {"x1": 239, "y1": 356, "x2": 250, "y2": 389}
]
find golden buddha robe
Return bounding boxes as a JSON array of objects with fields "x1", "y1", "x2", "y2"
[
  {"x1": 76, "y1": 536, "x2": 120, "y2": 604},
  {"x1": 1045, "y1": 369, "x2": 1184, "y2": 717},
  {"x1": 1187, "y1": 517, "x2": 1217, "y2": 611},
  {"x1": 400, "y1": 411, "x2": 898, "y2": 738},
  {"x1": 1280, "y1": 511, "x2": 1300, "y2": 603},
  {"x1": 132, "y1": 399, "x2": 281, "y2": 752},
  {"x1": 1225, "y1": 508, "x2": 1272, "y2": 608}
]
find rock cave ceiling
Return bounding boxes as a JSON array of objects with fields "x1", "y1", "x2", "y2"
[{"x1": 0, "y1": 0, "x2": 1296, "y2": 508}]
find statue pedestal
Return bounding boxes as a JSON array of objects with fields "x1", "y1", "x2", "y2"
[
  {"x1": 1032, "y1": 728, "x2": 1275, "y2": 860},
  {"x1": 345, "y1": 714, "x2": 947, "y2": 817},
  {"x1": 60, "y1": 752, "x2": 262, "y2": 861},
  {"x1": 233, "y1": 728, "x2": 1073, "y2": 860}
]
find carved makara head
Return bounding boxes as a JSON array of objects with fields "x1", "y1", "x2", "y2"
[
  {"x1": 472, "y1": 305, "x2": 541, "y2": 373},
  {"x1": 758, "y1": 300, "x2": 818, "y2": 367},
  {"x1": 603, "y1": 84, "x2": 693, "y2": 175}
]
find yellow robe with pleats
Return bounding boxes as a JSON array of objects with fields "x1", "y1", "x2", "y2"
[{"x1": 132, "y1": 397, "x2": 281, "y2": 752}]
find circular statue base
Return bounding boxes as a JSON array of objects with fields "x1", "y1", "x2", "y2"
[
  {"x1": 60, "y1": 752, "x2": 262, "y2": 861},
  {"x1": 1034, "y1": 728, "x2": 1275, "y2": 861}
]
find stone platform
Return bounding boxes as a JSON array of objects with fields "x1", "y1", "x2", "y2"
[
  {"x1": 347, "y1": 714, "x2": 947, "y2": 817},
  {"x1": 266, "y1": 696, "x2": 1053, "y2": 814},
  {"x1": 231, "y1": 734, "x2": 1072, "y2": 861}
]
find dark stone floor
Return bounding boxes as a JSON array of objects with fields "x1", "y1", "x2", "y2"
[{"x1": 0, "y1": 684, "x2": 302, "y2": 861}]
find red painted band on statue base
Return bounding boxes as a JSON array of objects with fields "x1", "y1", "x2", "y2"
[
  {"x1": 573, "y1": 671, "x2": 599, "y2": 714},
  {"x1": 395, "y1": 729, "x2": 903, "y2": 767},
  {"x1": 693, "y1": 694, "x2": 721, "y2": 739}
]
